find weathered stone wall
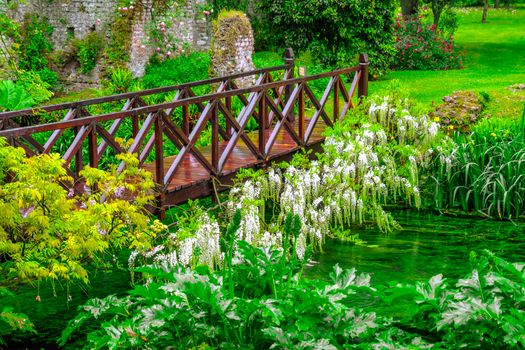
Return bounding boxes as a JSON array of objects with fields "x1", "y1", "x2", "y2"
[
  {"x1": 129, "y1": 0, "x2": 211, "y2": 77},
  {"x1": 210, "y1": 11, "x2": 255, "y2": 88},
  {"x1": 7, "y1": 0, "x2": 212, "y2": 84},
  {"x1": 9, "y1": 0, "x2": 118, "y2": 47}
]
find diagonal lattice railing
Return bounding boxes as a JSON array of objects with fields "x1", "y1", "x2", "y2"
[{"x1": 0, "y1": 50, "x2": 369, "y2": 207}]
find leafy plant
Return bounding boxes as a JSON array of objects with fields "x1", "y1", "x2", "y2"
[
  {"x1": 17, "y1": 70, "x2": 54, "y2": 104},
  {"x1": 72, "y1": 32, "x2": 105, "y2": 74},
  {"x1": 393, "y1": 12, "x2": 462, "y2": 70},
  {"x1": 142, "y1": 52, "x2": 210, "y2": 89},
  {"x1": 0, "y1": 80, "x2": 35, "y2": 111},
  {"x1": 103, "y1": 67, "x2": 135, "y2": 94},
  {"x1": 383, "y1": 250, "x2": 525, "y2": 348},
  {"x1": 432, "y1": 109, "x2": 525, "y2": 219},
  {"x1": 0, "y1": 141, "x2": 165, "y2": 287},
  {"x1": 61, "y1": 237, "x2": 409, "y2": 349},
  {"x1": 0, "y1": 288, "x2": 34, "y2": 345},
  {"x1": 18, "y1": 14, "x2": 58, "y2": 85}
]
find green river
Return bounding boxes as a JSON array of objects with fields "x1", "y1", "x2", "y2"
[{"x1": 2, "y1": 212, "x2": 525, "y2": 348}]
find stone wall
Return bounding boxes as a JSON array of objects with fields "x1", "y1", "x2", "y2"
[
  {"x1": 210, "y1": 11, "x2": 255, "y2": 88},
  {"x1": 129, "y1": 0, "x2": 211, "y2": 77},
  {"x1": 7, "y1": 0, "x2": 212, "y2": 85},
  {"x1": 9, "y1": 0, "x2": 118, "y2": 47}
]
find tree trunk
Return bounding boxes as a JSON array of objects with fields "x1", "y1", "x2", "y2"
[
  {"x1": 482, "y1": 0, "x2": 489, "y2": 23},
  {"x1": 494, "y1": 0, "x2": 500, "y2": 8},
  {"x1": 431, "y1": 0, "x2": 444, "y2": 28},
  {"x1": 401, "y1": 0, "x2": 419, "y2": 16}
]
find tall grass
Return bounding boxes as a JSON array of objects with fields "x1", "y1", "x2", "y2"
[{"x1": 433, "y1": 105, "x2": 525, "y2": 219}]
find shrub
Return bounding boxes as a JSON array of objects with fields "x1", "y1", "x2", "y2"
[
  {"x1": 0, "y1": 140, "x2": 165, "y2": 287},
  {"x1": 18, "y1": 14, "x2": 54, "y2": 73},
  {"x1": 72, "y1": 32, "x2": 105, "y2": 74},
  {"x1": 61, "y1": 237, "x2": 421, "y2": 349},
  {"x1": 103, "y1": 67, "x2": 135, "y2": 94},
  {"x1": 393, "y1": 13, "x2": 463, "y2": 70},
  {"x1": 62, "y1": 240, "x2": 525, "y2": 349},
  {"x1": 255, "y1": 0, "x2": 396, "y2": 77},
  {"x1": 142, "y1": 52, "x2": 210, "y2": 89},
  {"x1": 17, "y1": 70, "x2": 54, "y2": 103}
]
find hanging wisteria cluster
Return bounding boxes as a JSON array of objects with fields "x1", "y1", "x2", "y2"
[
  {"x1": 130, "y1": 96, "x2": 446, "y2": 269},
  {"x1": 368, "y1": 96, "x2": 440, "y2": 146}
]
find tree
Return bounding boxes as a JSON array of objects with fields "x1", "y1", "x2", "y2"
[
  {"x1": 482, "y1": 0, "x2": 489, "y2": 22},
  {"x1": 0, "y1": 140, "x2": 165, "y2": 289},
  {"x1": 256, "y1": 0, "x2": 396, "y2": 76},
  {"x1": 427, "y1": 0, "x2": 450, "y2": 26}
]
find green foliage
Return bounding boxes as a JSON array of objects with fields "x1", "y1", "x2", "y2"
[
  {"x1": 0, "y1": 80, "x2": 35, "y2": 111},
  {"x1": 393, "y1": 13, "x2": 463, "y2": 70},
  {"x1": 102, "y1": 67, "x2": 135, "y2": 94},
  {"x1": 17, "y1": 70, "x2": 54, "y2": 104},
  {"x1": 0, "y1": 13, "x2": 21, "y2": 76},
  {"x1": 61, "y1": 240, "x2": 408, "y2": 349},
  {"x1": 105, "y1": 5, "x2": 133, "y2": 67},
  {"x1": 256, "y1": 0, "x2": 396, "y2": 77},
  {"x1": 432, "y1": 112, "x2": 525, "y2": 219},
  {"x1": 72, "y1": 32, "x2": 105, "y2": 74},
  {"x1": 142, "y1": 52, "x2": 210, "y2": 89},
  {"x1": 0, "y1": 141, "x2": 165, "y2": 286},
  {"x1": 0, "y1": 288, "x2": 34, "y2": 345},
  {"x1": 62, "y1": 243, "x2": 525, "y2": 349},
  {"x1": 18, "y1": 15, "x2": 55, "y2": 77},
  {"x1": 382, "y1": 250, "x2": 525, "y2": 348}
]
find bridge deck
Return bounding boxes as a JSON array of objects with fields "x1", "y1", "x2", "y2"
[{"x1": 143, "y1": 118, "x2": 327, "y2": 203}]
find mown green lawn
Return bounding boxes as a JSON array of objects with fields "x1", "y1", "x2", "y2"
[{"x1": 370, "y1": 6, "x2": 525, "y2": 113}]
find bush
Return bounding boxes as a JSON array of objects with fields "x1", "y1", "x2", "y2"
[
  {"x1": 0, "y1": 141, "x2": 165, "y2": 286},
  {"x1": 393, "y1": 14, "x2": 463, "y2": 70},
  {"x1": 61, "y1": 240, "x2": 525, "y2": 349},
  {"x1": 72, "y1": 32, "x2": 105, "y2": 74},
  {"x1": 142, "y1": 52, "x2": 210, "y2": 89},
  {"x1": 255, "y1": 0, "x2": 396, "y2": 77},
  {"x1": 18, "y1": 14, "x2": 54, "y2": 73}
]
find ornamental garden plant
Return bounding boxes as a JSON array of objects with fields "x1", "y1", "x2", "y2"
[{"x1": 1, "y1": 2, "x2": 525, "y2": 348}]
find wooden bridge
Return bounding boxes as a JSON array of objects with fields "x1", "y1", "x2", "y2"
[{"x1": 0, "y1": 49, "x2": 368, "y2": 214}]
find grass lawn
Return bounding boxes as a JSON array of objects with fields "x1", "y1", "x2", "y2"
[{"x1": 370, "y1": 6, "x2": 525, "y2": 114}]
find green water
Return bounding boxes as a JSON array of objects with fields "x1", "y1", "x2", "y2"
[
  {"x1": 2, "y1": 213, "x2": 525, "y2": 348},
  {"x1": 307, "y1": 212, "x2": 525, "y2": 284},
  {"x1": 1, "y1": 260, "x2": 132, "y2": 348}
]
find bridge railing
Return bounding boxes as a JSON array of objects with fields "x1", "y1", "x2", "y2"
[{"x1": 0, "y1": 50, "x2": 369, "y2": 200}]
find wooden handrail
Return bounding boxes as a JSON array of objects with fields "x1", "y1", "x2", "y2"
[
  {"x1": 0, "y1": 66, "x2": 360, "y2": 138},
  {"x1": 0, "y1": 50, "x2": 370, "y2": 209},
  {"x1": 0, "y1": 64, "x2": 292, "y2": 120}
]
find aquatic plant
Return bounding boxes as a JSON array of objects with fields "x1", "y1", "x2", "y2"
[{"x1": 432, "y1": 107, "x2": 525, "y2": 219}]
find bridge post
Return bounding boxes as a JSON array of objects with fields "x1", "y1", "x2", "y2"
[
  {"x1": 284, "y1": 48, "x2": 295, "y2": 122},
  {"x1": 358, "y1": 53, "x2": 369, "y2": 101}
]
